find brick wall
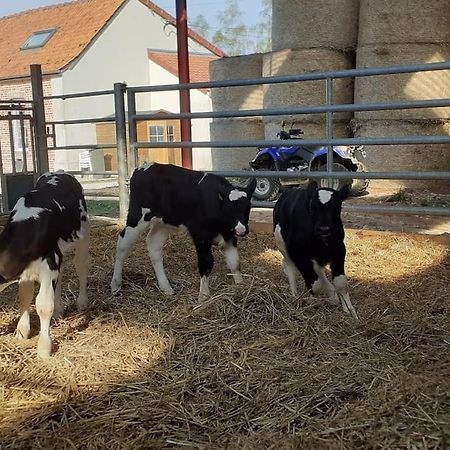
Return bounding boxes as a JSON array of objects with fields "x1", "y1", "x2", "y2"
[{"x1": 0, "y1": 76, "x2": 55, "y2": 173}]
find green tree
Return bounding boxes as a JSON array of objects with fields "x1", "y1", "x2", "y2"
[
  {"x1": 251, "y1": 0, "x2": 272, "y2": 53},
  {"x1": 212, "y1": 0, "x2": 250, "y2": 56},
  {"x1": 190, "y1": 14, "x2": 211, "y2": 41},
  {"x1": 190, "y1": 0, "x2": 272, "y2": 56}
]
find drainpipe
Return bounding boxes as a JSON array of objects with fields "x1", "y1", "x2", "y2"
[{"x1": 176, "y1": 0, "x2": 193, "y2": 169}]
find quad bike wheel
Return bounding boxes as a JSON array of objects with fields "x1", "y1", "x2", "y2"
[
  {"x1": 253, "y1": 168, "x2": 281, "y2": 201},
  {"x1": 348, "y1": 161, "x2": 369, "y2": 196}
]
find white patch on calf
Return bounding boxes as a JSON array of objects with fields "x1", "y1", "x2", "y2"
[
  {"x1": 223, "y1": 240, "x2": 243, "y2": 283},
  {"x1": 79, "y1": 199, "x2": 87, "y2": 214},
  {"x1": 274, "y1": 224, "x2": 287, "y2": 255},
  {"x1": 333, "y1": 274, "x2": 358, "y2": 319},
  {"x1": 12, "y1": 198, "x2": 49, "y2": 222},
  {"x1": 47, "y1": 176, "x2": 59, "y2": 186},
  {"x1": 213, "y1": 234, "x2": 225, "y2": 248},
  {"x1": 199, "y1": 275, "x2": 210, "y2": 299},
  {"x1": 312, "y1": 259, "x2": 339, "y2": 304},
  {"x1": 318, "y1": 189, "x2": 333, "y2": 204},
  {"x1": 274, "y1": 224, "x2": 298, "y2": 297},
  {"x1": 229, "y1": 189, "x2": 247, "y2": 201},
  {"x1": 234, "y1": 221, "x2": 246, "y2": 236},
  {"x1": 146, "y1": 223, "x2": 174, "y2": 295}
]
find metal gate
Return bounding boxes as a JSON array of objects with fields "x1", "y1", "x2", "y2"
[{"x1": 0, "y1": 100, "x2": 38, "y2": 213}]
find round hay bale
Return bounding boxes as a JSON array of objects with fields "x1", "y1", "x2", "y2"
[
  {"x1": 209, "y1": 118, "x2": 264, "y2": 170},
  {"x1": 355, "y1": 44, "x2": 450, "y2": 120},
  {"x1": 272, "y1": 0, "x2": 359, "y2": 51},
  {"x1": 358, "y1": 0, "x2": 450, "y2": 45},
  {"x1": 210, "y1": 54, "x2": 263, "y2": 112},
  {"x1": 263, "y1": 48, "x2": 354, "y2": 123},
  {"x1": 353, "y1": 119, "x2": 450, "y2": 192},
  {"x1": 264, "y1": 119, "x2": 352, "y2": 140}
]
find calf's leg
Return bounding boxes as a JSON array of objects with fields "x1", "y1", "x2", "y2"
[
  {"x1": 223, "y1": 237, "x2": 243, "y2": 284},
  {"x1": 111, "y1": 210, "x2": 150, "y2": 293},
  {"x1": 274, "y1": 224, "x2": 298, "y2": 297},
  {"x1": 53, "y1": 268, "x2": 64, "y2": 319},
  {"x1": 146, "y1": 223, "x2": 174, "y2": 295},
  {"x1": 311, "y1": 260, "x2": 339, "y2": 305},
  {"x1": 192, "y1": 235, "x2": 214, "y2": 301},
  {"x1": 331, "y1": 256, "x2": 358, "y2": 320},
  {"x1": 36, "y1": 261, "x2": 58, "y2": 358},
  {"x1": 74, "y1": 235, "x2": 90, "y2": 311},
  {"x1": 15, "y1": 280, "x2": 34, "y2": 340}
]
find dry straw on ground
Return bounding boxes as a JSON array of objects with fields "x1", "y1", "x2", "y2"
[{"x1": 0, "y1": 225, "x2": 449, "y2": 449}]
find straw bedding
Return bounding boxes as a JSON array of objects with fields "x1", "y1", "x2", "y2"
[{"x1": 0, "y1": 225, "x2": 449, "y2": 449}]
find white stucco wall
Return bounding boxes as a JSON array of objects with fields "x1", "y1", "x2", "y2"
[
  {"x1": 55, "y1": 0, "x2": 214, "y2": 171},
  {"x1": 148, "y1": 60, "x2": 213, "y2": 170}
]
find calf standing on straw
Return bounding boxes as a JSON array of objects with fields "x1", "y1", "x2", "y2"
[{"x1": 0, "y1": 171, "x2": 90, "y2": 357}]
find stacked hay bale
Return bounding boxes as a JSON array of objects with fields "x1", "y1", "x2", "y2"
[
  {"x1": 264, "y1": 0, "x2": 360, "y2": 142},
  {"x1": 354, "y1": 0, "x2": 450, "y2": 191},
  {"x1": 209, "y1": 54, "x2": 264, "y2": 170}
]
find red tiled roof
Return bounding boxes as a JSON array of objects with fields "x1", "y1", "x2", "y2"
[
  {"x1": 0, "y1": 0, "x2": 125, "y2": 79},
  {"x1": 148, "y1": 50, "x2": 218, "y2": 91},
  {"x1": 0, "y1": 0, "x2": 223, "y2": 80}
]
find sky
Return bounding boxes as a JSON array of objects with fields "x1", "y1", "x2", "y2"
[{"x1": 0, "y1": 0, "x2": 265, "y2": 30}]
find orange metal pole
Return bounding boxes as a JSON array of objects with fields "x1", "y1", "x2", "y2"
[{"x1": 176, "y1": 0, "x2": 193, "y2": 169}]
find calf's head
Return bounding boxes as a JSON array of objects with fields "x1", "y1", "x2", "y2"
[
  {"x1": 221, "y1": 179, "x2": 256, "y2": 237},
  {"x1": 307, "y1": 181, "x2": 349, "y2": 241}
]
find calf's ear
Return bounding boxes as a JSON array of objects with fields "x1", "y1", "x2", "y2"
[{"x1": 245, "y1": 178, "x2": 257, "y2": 196}]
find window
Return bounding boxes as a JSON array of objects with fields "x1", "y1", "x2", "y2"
[
  {"x1": 12, "y1": 113, "x2": 31, "y2": 152},
  {"x1": 148, "y1": 124, "x2": 177, "y2": 143},
  {"x1": 149, "y1": 126, "x2": 165, "y2": 142},
  {"x1": 21, "y1": 29, "x2": 56, "y2": 50},
  {"x1": 166, "y1": 125, "x2": 175, "y2": 142}
]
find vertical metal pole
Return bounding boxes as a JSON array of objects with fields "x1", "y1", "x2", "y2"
[
  {"x1": 7, "y1": 112, "x2": 16, "y2": 174},
  {"x1": 114, "y1": 82, "x2": 129, "y2": 222},
  {"x1": 0, "y1": 130, "x2": 5, "y2": 212},
  {"x1": 19, "y1": 111, "x2": 28, "y2": 173},
  {"x1": 176, "y1": 0, "x2": 193, "y2": 169},
  {"x1": 31, "y1": 64, "x2": 49, "y2": 174},
  {"x1": 127, "y1": 90, "x2": 138, "y2": 172},
  {"x1": 326, "y1": 77, "x2": 334, "y2": 187}
]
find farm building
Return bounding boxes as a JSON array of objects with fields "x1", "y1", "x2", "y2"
[{"x1": 0, "y1": 0, "x2": 222, "y2": 173}]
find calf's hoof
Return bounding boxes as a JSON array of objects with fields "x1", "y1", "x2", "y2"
[
  {"x1": 110, "y1": 278, "x2": 122, "y2": 294},
  {"x1": 160, "y1": 285, "x2": 175, "y2": 296},
  {"x1": 15, "y1": 327, "x2": 30, "y2": 340},
  {"x1": 37, "y1": 336, "x2": 52, "y2": 358},
  {"x1": 77, "y1": 294, "x2": 89, "y2": 312},
  {"x1": 53, "y1": 303, "x2": 64, "y2": 320},
  {"x1": 233, "y1": 273, "x2": 244, "y2": 284}
]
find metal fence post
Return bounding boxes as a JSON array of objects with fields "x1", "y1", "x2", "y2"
[
  {"x1": 326, "y1": 77, "x2": 334, "y2": 188},
  {"x1": 127, "y1": 90, "x2": 138, "y2": 172},
  {"x1": 30, "y1": 64, "x2": 49, "y2": 174},
  {"x1": 114, "y1": 82, "x2": 129, "y2": 222}
]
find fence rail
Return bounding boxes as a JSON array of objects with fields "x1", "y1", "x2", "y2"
[
  {"x1": 125, "y1": 60, "x2": 450, "y2": 219},
  {"x1": 18, "y1": 61, "x2": 449, "y2": 221}
]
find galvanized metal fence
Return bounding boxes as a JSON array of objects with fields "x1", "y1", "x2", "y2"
[
  {"x1": 17, "y1": 61, "x2": 450, "y2": 220},
  {"x1": 125, "y1": 60, "x2": 450, "y2": 218}
]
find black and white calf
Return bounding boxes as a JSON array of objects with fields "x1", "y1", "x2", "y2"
[
  {"x1": 111, "y1": 163, "x2": 256, "y2": 299},
  {"x1": 0, "y1": 171, "x2": 90, "y2": 357},
  {"x1": 273, "y1": 181, "x2": 358, "y2": 318}
]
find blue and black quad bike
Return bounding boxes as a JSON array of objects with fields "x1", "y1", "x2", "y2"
[{"x1": 249, "y1": 122, "x2": 369, "y2": 201}]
